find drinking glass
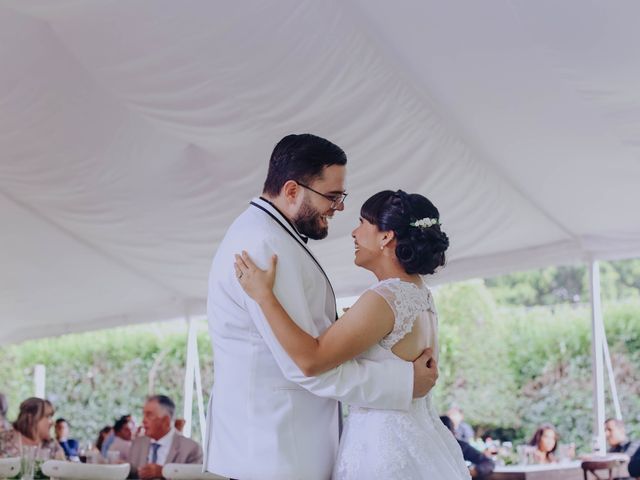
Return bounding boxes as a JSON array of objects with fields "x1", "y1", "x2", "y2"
[
  {"x1": 107, "y1": 450, "x2": 120, "y2": 464},
  {"x1": 20, "y1": 445, "x2": 37, "y2": 480},
  {"x1": 36, "y1": 447, "x2": 50, "y2": 461}
]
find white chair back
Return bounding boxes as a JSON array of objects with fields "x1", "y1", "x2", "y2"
[
  {"x1": 162, "y1": 463, "x2": 226, "y2": 479},
  {"x1": 41, "y1": 460, "x2": 130, "y2": 480},
  {"x1": 0, "y1": 457, "x2": 20, "y2": 479}
]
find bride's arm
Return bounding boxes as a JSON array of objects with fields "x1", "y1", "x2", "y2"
[{"x1": 235, "y1": 251, "x2": 395, "y2": 376}]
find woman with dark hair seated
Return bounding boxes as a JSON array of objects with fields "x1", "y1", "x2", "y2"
[
  {"x1": 234, "y1": 190, "x2": 470, "y2": 479},
  {"x1": 529, "y1": 424, "x2": 560, "y2": 464},
  {"x1": 95, "y1": 425, "x2": 113, "y2": 453},
  {"x1": 0, "y1": 397, "x2": 65, "y2": 460}
]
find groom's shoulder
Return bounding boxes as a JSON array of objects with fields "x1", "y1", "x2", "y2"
[
  {"x1": 215, "y1": 207, "x2": 285, "y2": 258},
  {"x1": 224, "y1": 206, "x2": 279, "y2": 242},
  {"x1": 228, "y1": 203, "x2": 298, "y2": 244}
]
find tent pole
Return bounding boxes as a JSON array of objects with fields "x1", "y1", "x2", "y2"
[
  {"x1": 602, "y1": 327, "x2": 622, "y2": 420},
  {"x1": 193, "y1": 332, "x2": 206, "y2": 447},
  {"x1": 34, "y1": 364, "x2": 46, "y2": 398},
  {"x1": 183, "y1": 313, "x2": 196, "y2": 438},
  {"x1": 589, "y1": 260, "x2": 606, "y2": 454}
]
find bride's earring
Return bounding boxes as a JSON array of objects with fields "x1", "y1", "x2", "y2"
[{"x1": 380, "y1": 245, "x2": 384, "y2": 251}]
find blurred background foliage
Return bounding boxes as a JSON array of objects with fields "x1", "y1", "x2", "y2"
[{"x1": 1, "y1": 259, "x2": 639, "y2": 451}]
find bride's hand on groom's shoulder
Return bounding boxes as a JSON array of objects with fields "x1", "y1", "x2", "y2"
[{"x1": 234, "y1": 250, "x2": 278, "y2": 304}]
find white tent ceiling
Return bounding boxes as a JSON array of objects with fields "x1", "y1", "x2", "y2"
[{"x1": 1, "y1": 0, "x2": 639, "y2": 344}]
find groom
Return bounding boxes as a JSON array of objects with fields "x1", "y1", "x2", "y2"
[{"x1": 204, "y1": 134, "x2": 438, "y2": 480}]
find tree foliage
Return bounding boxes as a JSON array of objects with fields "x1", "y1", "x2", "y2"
[
  {"x1": 434, "y1": 278, "x2": 640, "y2": 450},
  {"x1": 0, "y1": 322, "x2": 213, "y2": 445},
  {"x1": 485, "y1": 259, "x2": 640, "y2": 306}
]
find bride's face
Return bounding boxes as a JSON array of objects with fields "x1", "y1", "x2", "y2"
[{"x1": 352, "y1": 218, "x2": 387, "y2": 269}]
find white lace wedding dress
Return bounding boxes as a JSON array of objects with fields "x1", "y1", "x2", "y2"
[{"x1": 332, "y1": 278, "x2": 471, "y2": 480}]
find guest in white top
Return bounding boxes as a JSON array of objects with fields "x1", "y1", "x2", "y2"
[{"x1": 108, "y1": 415, "x2": 133, "y2": 462}]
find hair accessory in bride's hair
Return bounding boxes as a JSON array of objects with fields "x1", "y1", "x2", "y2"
[{"x1": 409, "y1": 217, "x2": 440, "y2": 229}]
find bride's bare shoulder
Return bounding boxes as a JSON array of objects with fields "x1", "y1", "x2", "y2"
[{"x1": 340, "y1": 289, "x2": 395, "y2": 326}]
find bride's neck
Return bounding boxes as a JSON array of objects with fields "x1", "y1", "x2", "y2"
[{"x1": 371, "y1": 259, "x2": 418, "y2": 284}]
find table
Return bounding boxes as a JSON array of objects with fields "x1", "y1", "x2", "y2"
[
  {"x1": 489, "y1": 460, "x2": 630, "y2": 480},
  {"x1": 489, "y1": 461, "x2": 584, "y2": 480}
]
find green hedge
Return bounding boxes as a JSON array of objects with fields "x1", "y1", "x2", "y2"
[
  {"x1": 0, "y1": 322, "x2": 213, "y2": 444},
  {"x1": 434, "y1": 283, "x2": 640, "y2": 449}
]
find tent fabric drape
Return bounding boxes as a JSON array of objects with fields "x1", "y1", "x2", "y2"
[{"x1": 1, "y1": 0, "x2": 640, "y2": 343}]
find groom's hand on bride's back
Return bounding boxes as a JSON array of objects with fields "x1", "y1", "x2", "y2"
[{"x1": 412, "y1": 348, "x2": 438, "y2": 398}]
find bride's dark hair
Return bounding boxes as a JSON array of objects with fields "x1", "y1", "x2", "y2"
[{"x1": 360, "y1": 190, "x2": 449, "y2": 275}]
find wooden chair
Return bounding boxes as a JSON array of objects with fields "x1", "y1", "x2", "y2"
[{"x1": 581, "y1": 457, "x2": 625, "y2": 480}]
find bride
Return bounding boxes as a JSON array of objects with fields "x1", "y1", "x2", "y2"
[{"x1": 234, "y1": 189, "x2": 470, "y2": 479}]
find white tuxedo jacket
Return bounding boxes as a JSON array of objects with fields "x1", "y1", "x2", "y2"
[{"x1": 204, "y1": 197, "x2": 413, "y2": 480}]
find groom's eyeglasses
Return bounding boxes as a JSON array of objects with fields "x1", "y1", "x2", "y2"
[{"x1": 296, "y1": 182, "x2": 348, "y2": 210}]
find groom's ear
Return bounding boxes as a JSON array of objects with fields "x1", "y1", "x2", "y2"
[{"x1": 281, "y1": 180, "x2": 301, "y2": 205}]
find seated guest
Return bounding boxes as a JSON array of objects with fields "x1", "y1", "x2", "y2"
[
  {"x1": 95, "y1": 425, "x2": 113, "y2": 454},
  {"x1": 441, "y1": 416, "x2": 495, "y2": 479},
  {"x1": 448, "y1": 406, "x2": 475, "y2": 443},
  {"x1": 605, "y1": 418, "x2": 640, "y2": 457},
  {"x1": 174, "y1": 418, "x2": 185, "y2": 434},
  {"x1": 528, "y1": 424, "x2": 559, "y2": 464},
  {"x1": 0, "y1": 393, "x2": 10, "y2": 431},
  {"x1": 4, "y1": 398, "x2": 65, "y2": 460},
  {"x1": 108, "y1": 415, "x2": 134, "y2": 462},
  {"x1": 103, "y1": 414, "x2": 140, "y2": 457},
  {"x1": 605, "y1": 419, "x2": 639, "y2": 480},
  {"x1": 0, "y1": 429, "x2": 22, "y2": 458},
  {"x1": 629, "y1": 446, "x2": 640, "y2": 478},
  {"x1": 55, "y1": 418, "x2": 79, "y2": 460},
  {"x1": 129, "y1": 395, "x2": 202, "y2": 479}
]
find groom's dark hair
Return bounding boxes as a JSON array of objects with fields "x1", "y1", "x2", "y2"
[{"x1": 262, "y1": 134, "x2": 347, "y2": 196}]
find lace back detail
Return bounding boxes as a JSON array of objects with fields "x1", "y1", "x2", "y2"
[{"x1": 369, "y1": 279, "x2": 435, "y2": 350}]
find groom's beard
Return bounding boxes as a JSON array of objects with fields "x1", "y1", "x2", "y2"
[{"x1": 293, "y1": 198, "x2": 329, "y2": 240}]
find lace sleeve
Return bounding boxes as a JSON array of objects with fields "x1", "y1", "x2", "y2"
[{"x1": 369, "y1": 279, "x2": 435, "y2": 350}]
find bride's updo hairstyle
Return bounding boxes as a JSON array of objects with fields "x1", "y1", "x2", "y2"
[{"x1": 360, "y1": 190, "x2": 449, "y2": 275}]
